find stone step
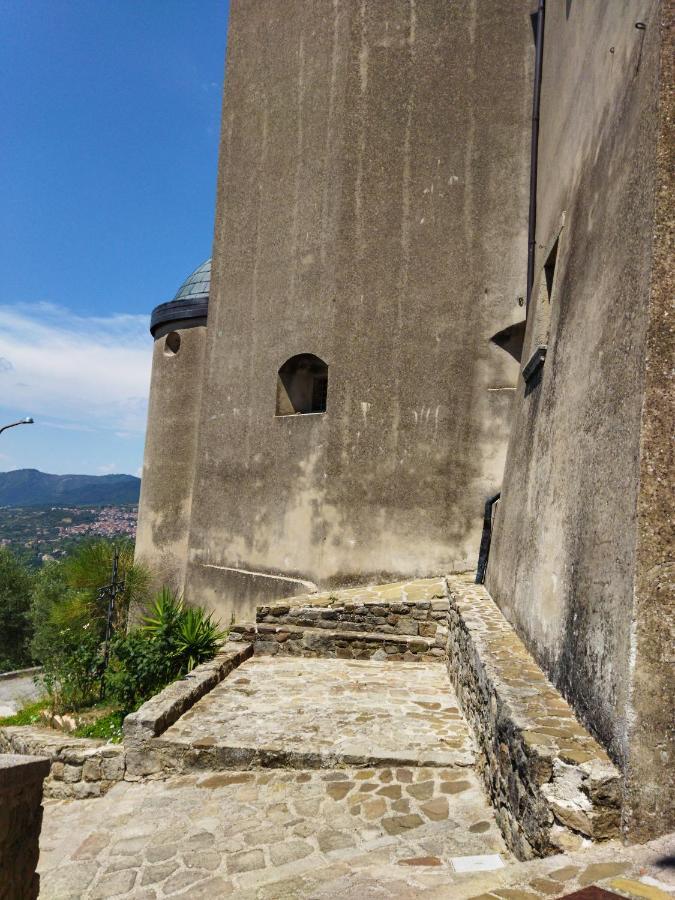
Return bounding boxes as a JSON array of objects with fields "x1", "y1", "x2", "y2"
[
  {"x1": 229, "y1": 622, "x2": 447, "y2": 662},
  {"x1": 152, "y1": 656, "x2": 475, "y2": 773},
  {"x1": 255, "y1": 577, "x2": 450, "y2": 642}
]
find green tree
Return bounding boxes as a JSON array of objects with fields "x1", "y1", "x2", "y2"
[
  {"x1": 29, "y1": 539, "x2": 151, "y2": 712},
  {"x1": 61, "y1": 538, "x2": 150, "y2": 629},
  {"x1": 30, "y1": 562, "x2": 71, "y2": 664},
  {"x1": 0, "y1": 547, "x2": 34, "y2": 672}
]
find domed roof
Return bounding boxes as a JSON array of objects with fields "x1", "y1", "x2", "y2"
[
  {"x1": 173, "y1": 258, "x2": 211, "y2": 302},
  {"x1": 150, "y1": 258, "x2": 211, "y2": 337}
]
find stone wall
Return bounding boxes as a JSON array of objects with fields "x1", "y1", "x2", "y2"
[
  {"x1": 0, "y1": 728, "x2": 124, "y2": 800},
  {"x1": 230, "y1": 622, "x2": 444, "y2": 662},
  {"x1": 484, "y1": 1, "x2": 674, "y2": 841},
  {"x1": 182, "y1": 0, "x2": 533, "y2": 622},
  {"x1": 0, "y1": 753, "x2": 50, "y2": 900},
  {"x1": 123, "y1": 641, "x2": 252, "y2": 779},
  {"x1": 258, "y1": 596, "x2": 449, "y2": 639},
  {"x1": 445, "y1": 576, "x2": 621, "y2": 861}
]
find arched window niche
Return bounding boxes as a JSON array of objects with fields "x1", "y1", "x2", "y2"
[{"x1": 276, "y1": 354, "x2": 328, "y2": 416}]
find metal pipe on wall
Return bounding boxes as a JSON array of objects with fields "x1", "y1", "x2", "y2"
[{"x1": 526, "y1": 0, "x2": 546, "y2": 312}]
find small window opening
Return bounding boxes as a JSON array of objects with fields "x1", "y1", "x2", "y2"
[
  {"x1": 522, "y1": 238, "x2": 558, "y2": 384},
  {"x1": 276, "y1": 354, "x2": 328, "y2": 416},
  {"x1": 164, "y1": 332, "x2": 181, "y2": 356}
]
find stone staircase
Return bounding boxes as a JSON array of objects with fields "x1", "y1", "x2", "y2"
[
  {"x1": 229, "y1": 576, "x2": 450, "y2": 662},
  {"x1": 119, "y1": 574, "x2": 625, "y2": 869}
]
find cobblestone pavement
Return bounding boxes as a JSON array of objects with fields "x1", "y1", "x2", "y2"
[
  {"x1": 160, "y1": 657, "x2": 474, "y2": 768},
  {"x1": 39, "y1": 767, "x2": 506, "y2": 898},
  {"x1": 39, "y1": 772, "x2": 675, "y2": 899}
]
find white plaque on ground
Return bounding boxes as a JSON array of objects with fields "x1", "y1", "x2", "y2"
[{"x1": 450, "y1": 854, "x2": 504, "y2": 873}]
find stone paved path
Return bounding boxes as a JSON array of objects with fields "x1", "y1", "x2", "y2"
[
  {"x1": 160, "y1": 657, "x2": 474, "y2": 768},
  {"x1": 39, "y1": 767, "x2": 507, "y2": 899},
  {"x1": 38, "y1": 774, "x2": 675, "y2": 899}
]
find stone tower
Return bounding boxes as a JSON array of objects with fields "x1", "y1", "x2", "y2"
[{"x1": 137, "y1": 1, "x2": 534, "y2": 621}]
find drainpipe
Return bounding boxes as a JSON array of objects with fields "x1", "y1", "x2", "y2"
[
  {"x1": 526, "y1": 0, "x2": 546, "y2": 312},
  {"x1": 476, "y1": 493, "x2": 501, "y2": 585}
]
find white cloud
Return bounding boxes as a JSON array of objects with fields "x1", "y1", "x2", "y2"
[
  {"x1": 0, "y1": 303, "x2": 152, "y2": 434},
  {"x1": 97, "y1": 462, "x2": 119, "y2": 475}
]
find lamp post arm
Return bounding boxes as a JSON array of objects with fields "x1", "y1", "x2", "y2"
[{"x1": 0, "y1": 418, "x2": 34, "y2": 436}]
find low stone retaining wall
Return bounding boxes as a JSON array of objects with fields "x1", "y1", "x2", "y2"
[
  {"x1": 0, "y1": 665, "x2": 43, "y2": 682},
  {"x1": 230, "y1": 622, "x2": 445, "y2": 661},
  {"x1": 444, "y1": 575, "x2": 622, "y2": 861},
  {"x1": 123, "y1": 641, "x2": 253, "y2": 779},
  {"x1": 0, "y1": 727, "x2": 124, "y2": 799},
  {"x1": 258, "y1": 591, "x2": 450, "y2": 639},
  {"x1": 0, "y1": 754, "x2": 50, "y2": 900}
]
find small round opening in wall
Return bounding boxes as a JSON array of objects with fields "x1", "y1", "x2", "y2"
[{"x1": 164, "y1": 332, "x2": 181, "y2": 356}]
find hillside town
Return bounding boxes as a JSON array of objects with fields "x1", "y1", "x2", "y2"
[{"x1": 0, "y1": 505, "x2": 137, "y2": 563}]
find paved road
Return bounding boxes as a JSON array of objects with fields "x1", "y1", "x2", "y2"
[{"x1": 0, "y1": 671, "x2": 44, "y2": 717}]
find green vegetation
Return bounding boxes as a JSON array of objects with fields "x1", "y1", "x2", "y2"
[
  {"x1": 73, "y1": 710, "x2": 125, "y2": 743},
  {"x1": 0, "y1": 540, "x2": 225, "y2": 741},
  {"x1": 0, "y1": 698, "x2": 49, "y2": 728},
  {"x1": 0, "y1": 547, "x2": 34, "y2": 670},
  {"x1": 105, "y1": 589, "x2": 225, "y2": 711}
]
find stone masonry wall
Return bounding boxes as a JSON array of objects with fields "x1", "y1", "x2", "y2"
[
  {"x1": 445, "y1": 575, "x2": 622, "y2": 860},
  {"x1": 0, "y1": 728, "x2": 124, "y2": 800},
  {"x1": 0, "y1": 753, "x2": 50, "y2": 900},
  {"x1": 230, "y1": 622, "x2": 445, "y2": 662}
]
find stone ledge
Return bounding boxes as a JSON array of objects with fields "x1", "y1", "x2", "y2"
[
  {"x1": 147, "y1": 738, "x2": 471, "y2": 774},
  {"x1": 261, "y1": 576, "x2": 448, "y2": 610},
  {"x1": 257, "y1": 578, "x2": 450, "y2": 639},
  {"x1": 0, "y1": 728, "x2": 124, "y2": 799},
  {"x1": 445, "y1": 574, "x2": 622, "y2": 861},
  {"x1": 123, "y1": 641, "x2": 253, "y2": 746},
  {"x1": 229, "y1": 622, "x2": 446, "y2": 662},
  {"x1": 0, "y1": 753, "x2": 50, "y2": 788},
  {"x1": 0, "y1": 753, "x2": 49, "y2": 900}
]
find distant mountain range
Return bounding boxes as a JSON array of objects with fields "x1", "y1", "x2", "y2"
[{"x1": 0, "y1": 469, "x2": 141, "y2": 507}]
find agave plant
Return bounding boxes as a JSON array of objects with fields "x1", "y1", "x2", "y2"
[
  {"x1": 174, "y1": 606, "x2": 227, "y2": 672},
  {"x1": 139, "y1": 587, "x2": 184, "y2": 638},
  {"x1": 141, "y1": 588, "x2": 225, "y2": 673}
]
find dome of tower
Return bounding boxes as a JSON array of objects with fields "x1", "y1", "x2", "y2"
[
  {"x1": 150, "y1": 258, "x2": 211, "y2": 337},
  {"x1": 172, "y1": 258, "x2": 211, "y2": 301}
]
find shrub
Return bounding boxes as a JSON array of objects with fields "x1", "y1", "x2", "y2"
[
  {"x1": 141, "y1": 588, "x2": 226, "y2": 673},
  {"x1": 173, "y1": 605, "x2": 226, "y2": 672},
  {"x1": 29, "y1": 540, "x2": 151, "y2": 713},
  {"x1": 104, "y1": 629, "x2": 176, "y2": 712},
  {"x1": 104, "y1": 589, "x2": 226, "y2": 711},
  {"x1": 0, "y1": 547, "x2": 34, "y2": 672}
]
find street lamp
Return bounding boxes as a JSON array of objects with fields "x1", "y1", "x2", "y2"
[{"x1": 0, "y1": 417, "x2": 34, "y2": 436}]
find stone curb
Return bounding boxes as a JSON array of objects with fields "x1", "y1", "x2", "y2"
[
  {"x1": 0, "y1": 666, "x2": 43, "y2": 682},
  {"x1": 444, "y1": 575, "x2": 622, "y2": 860},
  {"x1": 147, "y1": 738, "x2": 474, "y2": 775},
  {"x1": 123, "y1": 642, "x2": 253, "y2": 746}
]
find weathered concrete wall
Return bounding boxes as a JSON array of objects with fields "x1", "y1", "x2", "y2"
[
  {"x1": 486, "y1": 0, "x2": 673, "y2": 841},
  {"x1": 186, "y1": 0, "x2": 533, "y2": 620},
  {"x1": 0, "y1": 754, "x2": 50, "y2": 900},
  {"x1": 135, "y1": 319, "x2": 207, "y2": 595}
]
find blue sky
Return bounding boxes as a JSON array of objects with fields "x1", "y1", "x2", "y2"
[{"x1": 0, "y1": 0, "x2": 228, "y2": 476}]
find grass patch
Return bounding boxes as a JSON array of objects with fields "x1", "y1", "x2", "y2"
[
  {"x1": 72, "y1": 709, "x2": 125, "y2": 743},
  {"x1": 0, "y1": 698, "x2": 49, "y2": 727}
]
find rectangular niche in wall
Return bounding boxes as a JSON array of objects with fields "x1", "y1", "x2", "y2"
[{"x1": 276, "y1": 354, "x2": 328, "y2": 416}]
